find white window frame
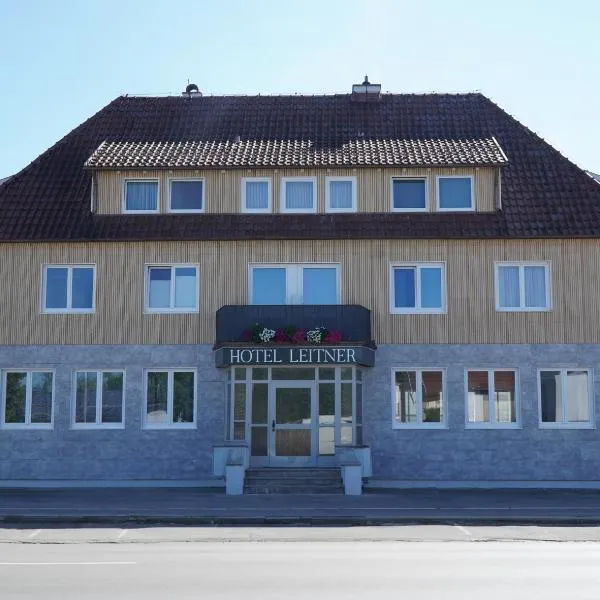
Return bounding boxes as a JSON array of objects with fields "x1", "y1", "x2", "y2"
[
  {"x1": 389, "y1": 262, "x2": 446, "y2": 314},
  {"x1": 465, "y1": 368, "x2": 521, "y2": 429},
  {"x1": 167, "y1": 177, "x2": 205, "y2": 214},
  {"x1": 42, "y1": 264, "x2": 96, "y2": 314},
  {"x1": 122, "y1": 179, "x2": 160, "y2": 214},
  {"x1": 436, "y1": 175, "x2": 475, "y2": 212},
  {"x1": 1, "y1": 369, "x2": 55, "y2": 429},
  {"x1": 143, "y1": 368, "x2": 197, "y2": 429},
  {"x1": 249, "y1": 263, "x2": 341, "y2": 304},
  {"x1": 325, "y1": 176, "x2": 357, "y2": 213},
  {"x1": 538, "y1": 368, "x2": 594, "y2": 429},
  {"x1": 495, "y1": 261, "x2": 552, "y2": 312},
  {"x1": 390, "y1": 177, "x2": 429, "y2": 213},
  {"x1": 145, "y1": 264, "x2": 200, "y2": 314},
  {"x1": 280, "y1": 177, "x2": 317, "y2": 214},
  {"x1": 241, "y1": 177, "x2": 272, "y2": 213},
  {"x1": 71, "y1": 370, "x2": 126, "y2": 429},
  {"x1": 391, "y1": 368, "x2": 447, "y2": 429}
]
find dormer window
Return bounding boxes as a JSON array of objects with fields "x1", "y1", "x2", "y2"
[
  {"x1": 281, "y1": 177, "x2": 317, "y2": 213},
  {"x1": 124, "y1": 180, "x2": 159, "y2": 213},
  {"x1": 169, "y1": 179, "x2": 204, "y2": 213},
  {"x1": 392, "y1": 178, "x2": 427, "y2": 212},
  {"x1": 437, "y1": 176, "x2": 474, "y2": 211}
]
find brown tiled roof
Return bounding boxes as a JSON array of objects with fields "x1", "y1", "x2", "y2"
[
  {"x1": 85, "y1": 137, "x2": 507, "y2": 169},
  {"x1": 1, "y1": 93, "x2": 599, "y2": 241}
]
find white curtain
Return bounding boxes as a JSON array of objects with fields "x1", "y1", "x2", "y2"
[
  {"x1": 498, "y1": 266, "x2": 520, "y2": 307},
  {"x1": 245, "y1": 181, "x2": 268, "y2": 210},
  {"x1": 126, "y1": 182, "x2": 157, "y2": 211},
  {"x1": 524, "y1": 266, "x2": 546, "y2": 308},
  {"x1": 285, "y1": 181, "x2": 313, "y2": 210},
  {"x1": 566, "y1": 371, "x2": 589, "y2": 422},
  {"x1": 329, "y1": 181, "x2": 352, "y2": 209}
]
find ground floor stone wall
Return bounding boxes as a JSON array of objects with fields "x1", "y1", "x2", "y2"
[{"x1": 0, "y1": 344, "x2": 598, "y2": 485}]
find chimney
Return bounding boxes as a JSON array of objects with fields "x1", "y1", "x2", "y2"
[{"x1": 351, "y1": 75, "x2": 381, "y2": 102}]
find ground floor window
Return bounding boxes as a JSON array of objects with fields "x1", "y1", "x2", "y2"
[
  {"x1": 466, "y1": 369, "x2": 519, "y2": 427},
  {"x1": 144, "y1": 369, "x2": 196, "y2": 428},
  {"x1": 539, "y1": 369, "x2": 592, "y2": 427},
  {"x1": 226, "y1": 366, "x2": 362, "y2": 465},
  {"x1": 73, "y1": 371, "x2": 125, "y2": 427},
  {"x1": 1, "y1": 370, "x2": 54, "y2": 428},
  {"x1": 392, "y1": 369, "x2": 445, "y2": 427}
]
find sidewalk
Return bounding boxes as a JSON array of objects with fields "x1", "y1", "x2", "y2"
[{"x1": 2, "y1": 488, "x2": 600, "y2": 525}]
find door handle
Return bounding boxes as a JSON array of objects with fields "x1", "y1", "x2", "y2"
[{"x1": 271, "y1": 419, "x2": 275, "y2": 432}]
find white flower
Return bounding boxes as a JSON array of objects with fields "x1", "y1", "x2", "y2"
[
  {"x1": 258, "y1": 328, "x2": 276, "y2": 342},
  {"x1": 306, "y1": 328, "x2": 324, "y2": 343}
]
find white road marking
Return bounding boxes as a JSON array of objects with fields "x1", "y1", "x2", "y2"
[
  {"x1": 27, "y1": 529, "x2": 41, "y2": 539},
  {"x1": 0, "y1": 561, "x2": 136, "y2": 566},
  {"x1": 116, "y1": 529, "x2": 128, "y2": 540},
  {"x1": 454, "y1": 525, "x2": 472, "y2": 537}
]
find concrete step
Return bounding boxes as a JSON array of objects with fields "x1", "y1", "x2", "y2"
[{"x1": 244, "y1": 468, "x2": 343, "y2": 494}]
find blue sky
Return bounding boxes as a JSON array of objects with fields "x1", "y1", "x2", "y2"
[{"x1": 1, "y1": 0, "x2": 598, "y2": 179}]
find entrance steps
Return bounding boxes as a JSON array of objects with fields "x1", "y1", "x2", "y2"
[{"x1": 244, "y1": 468, "x2": 344, "y2": 494}]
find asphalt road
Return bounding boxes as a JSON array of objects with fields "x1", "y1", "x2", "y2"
[{"x1": 1, "y1": 540, "x2": 600, "y2": 599}]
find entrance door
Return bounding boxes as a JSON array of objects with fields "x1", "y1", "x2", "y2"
[{"x1": 269, "y1": 382, "x2": 316, "y2": 466}]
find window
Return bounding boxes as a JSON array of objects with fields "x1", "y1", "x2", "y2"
[
  {"x1": 145, "y1": 265, "x2": 199, "y2": 313},
  {"x1": 169, "y1": 179, "x2": 204, "y2": 212},
  {"x1": 242, "y1": 178, "x2": 272, "y2": 213},
  {"x1": 392, "y1": 178, "x2": 427, "y2": 211},
  {"x1": 326, "y1": 177, "x2": 356, "y2": 212},
  {"x1": 496, "y1": 262, "x2": 551, "y2": 311},
  {"x1": 43, "y1": 265, "x2": 95, "y2": 313},
  {"x1": 466, "y1": 369, "x2": 519, "y2": 427},
  {"x1": 539, "y1": 369, "x2": 593, "y2": 428},
  {"x1": 145, "y1": 369, "x2": 196, "y2": 428},
  {"x1": 73, "y1": 371, "x2": 124, "y2": 428},
  {"x1": 437, "y1": 176, "x2": 474, "y2": 211},
  {"x1": 124, "y1": 180, "x2": 158, "y2": 212},
  {"x1": 250, "y1": 264, "x2": 339, "y2": 305},
  {"x1": 281, "y1": 177, "x2": 317, "y2": 213},
  {"x1": 390, "y1": 263, "x2": 445, "y2": 313},
  {"x1": 2, "y1": 370, "x2": 53, "y2": 428},
  {"x1": 392, "y1": 369, "x2": 445, "y2": 427}
]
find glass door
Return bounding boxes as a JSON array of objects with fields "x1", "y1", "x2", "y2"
[{"x1": 269, "y1": 382, "x2": 316, "y2": 466}]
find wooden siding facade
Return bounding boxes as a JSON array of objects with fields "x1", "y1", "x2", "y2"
[
  {"x1": 0, "y1": 238, "x2": 598, "y2": 346},
  {"x1": 95, "y1": 167, "x2": 498, "y2": 214}
]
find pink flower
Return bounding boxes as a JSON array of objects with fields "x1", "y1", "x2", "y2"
[
  {"x1": 274, "y1": 328, "x2": 288, "y2": 343},
  {"x1": 240, "y1": 329, "x2": 252, "y2": 342},
  {"x1": 324, "y1": 329, "x2": 342, "y2": 343},
  {"x1": 292, "y1": 330, "x2": 306, "y2": 344}
]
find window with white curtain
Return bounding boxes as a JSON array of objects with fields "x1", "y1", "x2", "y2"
[
  {"x1": 242, "y1": 178, "x2": 271, "y2": 212},
  {"x1": 466, "y1": 369, "x2": 519, "y2": 427},
  {"x1": 495, "y1": 262, "x2": 550, "y2": 311},
  {"x1": 281, "y1": 178, "x2": 317, "y2": 213},
  {"x1": 326, "y1": 177, "x2": 356, "y2": 212},
  {"x1": 124, "y1": 180, "x2": 159, "y2": 212},
  {"x1": 145, "y1": 265, "x2": 199, "y2": 313},
  {"x1": 539, "y1": 369, "x2": 592, "y2": 427}
]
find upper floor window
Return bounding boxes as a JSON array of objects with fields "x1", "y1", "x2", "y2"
[
  {"x1": 2, "y1": 370, "x2": 53, "y2": 428},
  {"x1": 145, "y1": 265, "x2": 199, "y2": 313},
  {"x1": 124, "y1": 180, "x2": 159, "y2": 213},
  {"x1": 392, "y1": 369, "x2": 445, "y2": 428},
  {"x1": 250, "y1": 264, "x2": 339, "y2": 304},
  {"x1": 437, "y1": 176, "x2": 474, "y2": 211},
  {"x1": 495, "y1": 262, "x2": 551, "y2": 311},
  {"x1": 73, "y1": 370, "x2": 125, "y2": 428},
  {"x1": 390, "y1": 263, "x2": 445, "y2": 314},
  {"x1": 242, "y1": 178, "x2": 272, "y2": 213},
  {"x1": 281, "y1": 177, "x2": 317, "y2": 213},
  {"x1": 466, "y1": 369, "x2": 519, "y2": 427},
  {"x1": 169, "y1": 179, "x2": 204, "y2": 213},
  {"x1": 326, "y1": 177, "x2": 356, "y2": 212},
  {"x1": 43, "y1": 265, "x2": 95, "y2": 313},
  {"x1": 539, "y1": 369, "x2": 593, "y2": 428},
  {"x1": 392, "y1": 178, "x2": 427, "y2": 212}
]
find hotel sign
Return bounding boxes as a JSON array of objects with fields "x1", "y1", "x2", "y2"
[{"x1": 215, "y1": 346, "x2": 375, "y2": 368}]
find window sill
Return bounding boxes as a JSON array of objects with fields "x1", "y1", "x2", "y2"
[
  {"x1": 391, "y1": 207, "x2": 428, "y2": 213},
  {"x1": 71, "y1": 424, "x2": 125, "y2": 430},
  {"x1": 145, "y1": 309, "x2": 199, "y2": 314},
  {"x1": 392, "y1": 424, "x2": 447, "y2": 430},
  {"x1": 123, "y1": 210, "x2": 160, "y2": 214},
  {"x1": 326, "y1": 208, "x2": 357, "y2": 214},
  {"x1": 390, "y1": 309, "x2": 446, "y2": 315},
  {"x1": 437, "y1": 206, "x2": 475, "y2": 212},
  {"x1": 496, "y1": 307, "x2": 552, "y2": 313},
  {"x1": 465, "y1": 423, "x2": 522, "y2": 430},
  {"x1": 539, "y1": 423, "x2": 595, "y2": 430},
  {"x1": 167, "y1": 209, "x2": 205, "y2": 214},
  {"x1": 1, "y1": 424, "x2": 53, "y2": 430},
  {"x1": 42, "y1": 309, "x2": 95, "y2": 314},
  {"x1": 280, "y1": 208, "x2": 318, "y2": 214},
  {"x1": 143, "y1": 424, "x2": 197, "y2": 430}
]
